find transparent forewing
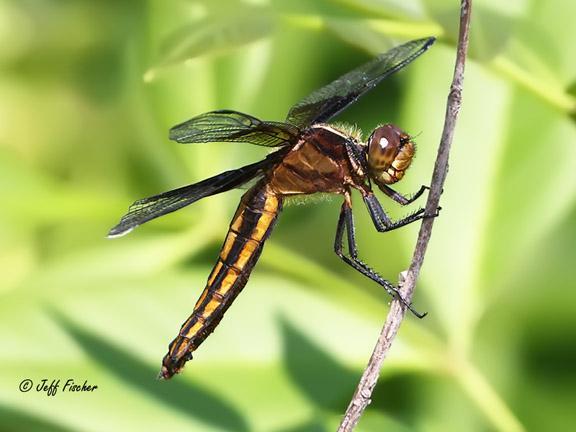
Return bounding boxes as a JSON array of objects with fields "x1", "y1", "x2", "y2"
[
  {"x1": 108, "y1": 151, "x2": 286, "y2": 237},
  {"x1": 169, "y1": 109, "x2": 300, "y2": 147},
  {"x1": 286, "y1": 37, "x2": 435, "y2": 128}
]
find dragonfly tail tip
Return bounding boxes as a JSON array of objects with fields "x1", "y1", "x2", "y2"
[{"x1": 157, "y1": 367, "x2": 170, "y2": 381}]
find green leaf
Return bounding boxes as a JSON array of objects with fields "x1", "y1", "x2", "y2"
[
  {"x1": 280, "y1": 317, "x2": 357, "y2": 412},
  {"x1": 146, "y1": 7, "x2": 275, "y2": 80},
  {"x1": 518, "y1": 1, "x2": 576, "y2": 85},
  {"x1": 324, "y1": 17, "x2": 441, "y2": 56},
  {"x1": 479, "y1": 88, "x2": 576, "y2": 295},
  {"x1": 569, "y1": 81, "x2": 576, "y2": 123},
  {"x1": 325, "y1": 19, "x2": 397, "y2": 54},
  {"x1": 270, "y1": 0, "x2": 371, "y2": 19},
  {"x1": 52, "y1": 311, "x2": 249, "y2": 432},
  {"x1": 334, "y1": 0, "x2": 428, "y2": 20},
  {"x1": 355, "y1": 410, "x2": 414, "y2": 432},
  {"x1": 424, "y1": 2, "x2": 517, "y2": 61},
  {"x1": 0, "y1": 406, "x2": 74, "y2": 432},
  {"x1": 274, "y1": 417, "x2": 328, "y2": 432}
]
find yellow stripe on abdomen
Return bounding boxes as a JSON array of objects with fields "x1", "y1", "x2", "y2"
[{"x1": 159, "y1": 182, "x2": 282, "y2": 379}]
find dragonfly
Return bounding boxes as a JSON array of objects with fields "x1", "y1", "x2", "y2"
[{"x1": 109, "y1": 37, "x2": 438, "y2": 380}]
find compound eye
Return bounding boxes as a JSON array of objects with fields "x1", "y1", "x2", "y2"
[
  {"x1": 378, "y1": 136, "x2": 390, "y2": 150},
  {"x1": 367, "y1": 125, "x2": 400, "y2": 170}
]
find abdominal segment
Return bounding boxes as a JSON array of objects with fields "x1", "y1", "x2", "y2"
[{"x1": 159, "y1": 182, "x2": 282, "y2": 379}]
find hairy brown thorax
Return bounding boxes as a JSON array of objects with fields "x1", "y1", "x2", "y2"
[{"x1": 268, "y1": 125, "x2": 359, "y2": 195}]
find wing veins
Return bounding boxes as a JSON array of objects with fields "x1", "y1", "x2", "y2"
[
  {"x1": 170, "y1": 110, "x2": 300, "y2": 147},
  {"x1": 108, "y1": 149, "x2": 287, "y2": 237},
  {"x1": 286, "y1": 37, "x2": 435, "y2": 127}
]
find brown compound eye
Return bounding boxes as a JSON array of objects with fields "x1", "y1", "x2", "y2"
[
  {"x1": 367, "y1": 124, "x2": 402, "y2": 170},
  {"x1": 366, "y1": 124, "x2": 415, "y2": 185}
]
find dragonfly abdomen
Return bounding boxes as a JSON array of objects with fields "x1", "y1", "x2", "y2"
[{"x1": 159, "y1": 182, "x2": 282, "y2": 379}]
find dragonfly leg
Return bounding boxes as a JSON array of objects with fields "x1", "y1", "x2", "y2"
[
  {"x1": 377, "y1": 184, "x2": 429, "y2": 206},
  {"x1": 363, "y1": 192, "x2": 438, "y2": 232},
  {"x1": 334, "y1": 199, "x2": 427, "y2": 318},
  {"x1": 344, "y1": 139, "x2": 368, "y2": 172}
]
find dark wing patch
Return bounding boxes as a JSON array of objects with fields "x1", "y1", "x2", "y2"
[
  {"x1": 108, "y1": 150, "x2": 287, "y2": 237},
  {"x1": 170, "y1": 109, "x2": 300, "y2": 147},
  {"x1": 286, "y1": 37, "x2": 435, "y2": 128}
]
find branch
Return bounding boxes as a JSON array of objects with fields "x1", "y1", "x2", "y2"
[{"x1": 337, "y1": 1, "x2": 473, "y2": 430}]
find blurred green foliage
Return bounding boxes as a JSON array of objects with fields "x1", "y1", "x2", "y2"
[{"x1": 1, "y1": 0, "x2": 575, "y2": 431}]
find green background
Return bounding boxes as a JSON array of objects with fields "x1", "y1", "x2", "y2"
[{"x1": 1, "y1": 0, "x2": 575, "y2": 431}]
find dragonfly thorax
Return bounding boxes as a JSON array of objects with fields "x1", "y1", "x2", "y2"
[{"x1": 366, "y1": 124, "x2": 415, "y2": 185}]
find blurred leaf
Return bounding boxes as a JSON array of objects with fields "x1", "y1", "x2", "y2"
[
  {"x1": 270, "y1": 0, "x2": 371, "y2": 19},
  {"x1": 326, "y1": 19, "x2": 396, "y2": 54},
  {"x1": 0, "y1": 406, "x2": 74, "y2": 432},
  {"x1": 275, "y1": 417, "x2": 327, "y2": 432},
  {"x1": 569, "y1": 80, "x2": 576, "y2": 122},
  {"x1": 52, "y1": 311, "x2": 249, "y2": 432},
  {"x1": 335, "y1": 0, "x2": 428, "y2": 20},
  {"x1": 274, "y1": 411, "x2": 414, "y2": 432},
  {"x1": 146, "y1": 7, "x2": 275, "y2": 80},
  {"x1": 569, "y1": 80, "x2": 576, "y2": 99},
  {"x1": 325, "y1": 18, "x2": 440, "y2": 55},
  {"x1": 368, "y1": 374, "x2": 424, "y2": 425},
  {"x1": 355, "y1": 410, "x2": 413, "y2": 432},
  {"x1": 72, "y1": 43, "x2": 124, "y2": 104},
  {"x1": 467, "y1": 7, "x2": 516, "y2": 61},
  {"x1": 490, "y1": 56, "x2": 576, "y2": 115},
  {"x1": 519, "y1": 1, "x2": 576, "y2": 85},
  {"x1": 521, "y1": 330, "x2": 576, "y2": 387},
  {"x1": 0, "y1": 146, "x2": 120, "y2": 229},
  {"x1": 480, "y1": 88, "x2": 576, "y2": 296},
  {"x1": 280, "y1": 317, "x2": 357, "y2": 412},
  {"x1": 424, "y1": 2, "x2": 516, "y2": 60},
  {"x1": 261, "y1": 241, "x2": 387, "y2": 321},
  {"x1": 31, "y1": 231, "x2": 211, "y2": 284}
]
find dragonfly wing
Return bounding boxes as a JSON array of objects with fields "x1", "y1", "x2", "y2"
[
  {"x1": 170, "y1": 109, "x2": 300, "y2": 147},
  {"x1": 108, "y1": 150, "x2": 286, "y2": 237},
  {"x1": 286, "y1": 37, "x2": 435, "y2": 128}
]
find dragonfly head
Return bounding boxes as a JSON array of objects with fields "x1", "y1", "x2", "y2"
[{"x1": 366, "y1": 124, "x2": 415, "y2": 185}]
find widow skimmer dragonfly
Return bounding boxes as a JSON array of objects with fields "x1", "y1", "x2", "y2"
[{"x1": 109, "y1": 37, "x2": 437, "y2": 379}]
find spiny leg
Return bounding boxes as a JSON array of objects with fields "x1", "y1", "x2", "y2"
[
  {"x1": 334, "y1": 198, "x2": 426, "y2": 318},
  {"x1": 377, "y1": 184, "x2": 429, "y2": 206},
  {"x1": 363, "y1": 192, "x2": 439, "y2": 233}
]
